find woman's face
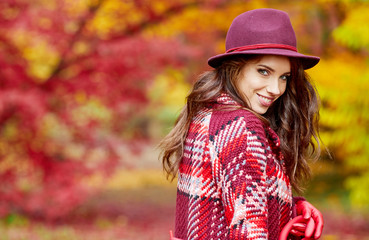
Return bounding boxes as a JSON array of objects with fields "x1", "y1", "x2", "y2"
[{"x1": 237, "y1": 55, "x2": 291, "y2": 114}]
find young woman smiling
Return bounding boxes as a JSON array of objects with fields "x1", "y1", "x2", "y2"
[
  {"x1": 160, "y1": 8, "x2": 324, "y2": 240},
  {"x1": 237, "y1": 55, "x2": 290, "y2": 114}
]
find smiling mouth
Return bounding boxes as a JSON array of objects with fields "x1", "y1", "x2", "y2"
[{"x1": 257, "y1": 94, "x2": 274, "y2": 106}]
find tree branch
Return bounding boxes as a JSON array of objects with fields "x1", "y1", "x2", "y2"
[
  {"x1": 46, "y1": 0, "x2": 105, "y2": 81},
  {"x1": 45, "y1": 1, "x2": 202, "y2": 81}
]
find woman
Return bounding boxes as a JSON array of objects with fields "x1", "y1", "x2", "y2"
[{"x1": 160, "y1": 8, "x2": 324, "y2": 240}]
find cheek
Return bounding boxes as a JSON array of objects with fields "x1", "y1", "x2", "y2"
[
  {"x1": 239, "y1": 79, "x2": 259, "y2": 97},
  {"x1": 237, "y1": 77, "x2": 250, "y2": 95},
  {"x1": 237, "y1": 71, "x2": 265, "y2": 96},
  {"x1": 240, "y1": 75, "x2": 262, "y2": 91},
  {"x1": 280, "y1": 82, "x2": 287, "y2": 95}
]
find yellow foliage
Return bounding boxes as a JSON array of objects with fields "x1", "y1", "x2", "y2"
[
  {"x1": 309, "y1": 54, "x2": 369, "y2": 110},
  {"x1": 144, "y1": 0, "x2": 268, "y2": 41},
  {"x1": 345, "y1": 172, "x2": 369, "y2": 208},
  {"x1": 333, "y1": 4, "x2": 369, "y2": 50},
  {"x1": 0, "y1": 154, "x2": 18, "y2": 175},
  {"x1": 148, "y1": 68, "x2": 191, "y2": 118},
  {"x1": 151, "y1": 0, "x2": 168, "y2": 14},
  {"x1": 87, "y1": 0, "x2": 144, "y2": 38},
  {"x1": 1, "y1": 120, "x2": 19, "y2": 141},
  {"x1": 309, "y1": 48, "x2": 369, "y2": 208},
  {"x1": 64, "y1": 21, "x2": 80, "y2": 34},
  {"x1": 321, "y1": 235, "x2": 338, "y2": 240},
  {"x1": 41, "y1": 113, "x2": 73, "y2": 141},
  {"x1": 0, "y1": 139, "x2": 43, "y2": 192},
  {"x1": 73, "y1": 41, "x2": 91, "y2": 55},
  {"x1": 64, "y1": 0, "x2": 97, "y2": 17},
  {"x1": 149, "y1": 68, "x2": 190, "y2": 109},
  {"x1": 64, "y1": 143, "x2": 86, "y2": 161},
  {"x1": 71, "y1": 96, "x2": 112, "y2": 127},
  {"x1": 39, "y1": 110, "x2": 112, "y2": 163},
  {"x1": 86, "y1": 169, "x2": 174, "y2": 190},
  {"x1": 15, "y1": 33, "x2": 60, "y2": 81}
]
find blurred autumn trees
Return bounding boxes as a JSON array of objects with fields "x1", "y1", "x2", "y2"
[
  {"x1": 0, "y1": 0, "x2": 209, "y2": 219},
  {"x1": 311, "y1": 1, "x2": 369, "y2": 208},
  {"x1": 0, "y1": 0, "x2": 368, "y2": 220}
]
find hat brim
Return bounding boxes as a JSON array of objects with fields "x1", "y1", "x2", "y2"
[{"x1": 208, "y1": 48, "x2": 320, "y2": 70}]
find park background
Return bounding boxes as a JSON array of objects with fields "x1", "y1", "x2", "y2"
[{"x1": 0, "y1": 0, "x2": 369, "y2": 239}]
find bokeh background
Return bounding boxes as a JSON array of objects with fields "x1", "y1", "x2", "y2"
[{"x1": 0, "y1": 0, "x2": 369, "y2": 239}]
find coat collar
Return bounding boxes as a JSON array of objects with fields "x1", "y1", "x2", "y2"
[
  {"x1": 215, "y1": 93, "x2": 282, "y2": 150},
  {"x1": 216, "y1": 93, "x2": 241, "y2": 106}
]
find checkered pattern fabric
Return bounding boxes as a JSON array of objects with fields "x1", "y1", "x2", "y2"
[{"x1": 175, "y1": 94, "x2": 294, "y2": 240}]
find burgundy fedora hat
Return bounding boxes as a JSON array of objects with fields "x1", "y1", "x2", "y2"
[{"x1": 208, "y1": 8, "x2": 320, "y2": 69}]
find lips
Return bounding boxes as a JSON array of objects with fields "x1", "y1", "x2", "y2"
[{"x1": 257, "y1": 94, "x2": 274, "y2": 107}]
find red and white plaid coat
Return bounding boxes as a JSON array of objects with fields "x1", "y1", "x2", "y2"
[{"x1": 174, "y1": 94, "x2": 296, "y2": 240}]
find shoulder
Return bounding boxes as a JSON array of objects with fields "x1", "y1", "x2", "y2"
[
  {"x1": 209, "y1": 108, "x2": 270, "y2": 170},
  {"x1": 209, "y1": 108, "x2": 267, "y2": 138}
]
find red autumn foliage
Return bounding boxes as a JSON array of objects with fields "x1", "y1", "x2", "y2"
[{"x1": 0, "y1": 0, "x2": 223, "y2": 220}]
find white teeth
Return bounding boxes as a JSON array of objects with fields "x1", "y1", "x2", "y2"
[{"x1": 259, "y1": 95, "x2": 272, "y2": 103}]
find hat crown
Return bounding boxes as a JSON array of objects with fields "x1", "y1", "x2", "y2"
[
  {"x1": 225, "y1": 9, "x2": 297, "y2": 51},
  {"x1": 208, "y1": 8, "x2": 320, "y2": 69}
]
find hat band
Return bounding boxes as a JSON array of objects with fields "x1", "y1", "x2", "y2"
[{"x1": 226, "y1": 43, "x2": 297, "y2": 53}]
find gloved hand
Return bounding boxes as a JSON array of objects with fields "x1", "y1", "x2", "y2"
[
  {"x1": 290, "y1": 217, "x2": 315, "y2": 239},
  {"x1": 279, "y1": 216, "x2": 315, "y2": 240},
  {"x1": 294, "y1": 200, "x2": 324, "y2": 239}
]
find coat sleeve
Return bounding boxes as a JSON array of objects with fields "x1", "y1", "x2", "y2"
[
  {"x1": 211, "y1": 114, "x2": 269, "y2": 239},
  {"x1": 292, "y1": 196, "x2": 306, "y2": 218}
]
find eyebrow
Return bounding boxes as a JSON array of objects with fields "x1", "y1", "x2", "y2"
[{"x1": 257, "y1": 64, "x2": 291, "y2": 75}]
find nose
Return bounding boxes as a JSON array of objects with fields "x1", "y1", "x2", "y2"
[{"x1": 266, "y1": 78, "x2": 282, "y2": 95}]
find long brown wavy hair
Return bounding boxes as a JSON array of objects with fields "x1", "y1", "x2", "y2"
[{"x1": 159, "y1": 55, "x2": 321, "y2": 193}]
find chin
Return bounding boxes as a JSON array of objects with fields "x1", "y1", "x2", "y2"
[{"x1": 254, "y1": 108, "x2": 268, "y2": 115}]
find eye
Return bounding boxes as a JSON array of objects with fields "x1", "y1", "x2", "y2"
[
  {"x1": 257, "y1": 68, "x2": 269, "y2": 76},
  {"x1": 280, "y1": 74, "x2": 290, "y2": 81}
]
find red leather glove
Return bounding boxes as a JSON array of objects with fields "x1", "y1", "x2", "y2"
[
  {"x1": 289, "y1": 217, "x2": 315, "y2": 239},
  {"x1": 279, "y1": 216, "x2": 315, "y2": 240},
  {"x1": 294, "y1": 200, "x2": 324, "y2": 239}
]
